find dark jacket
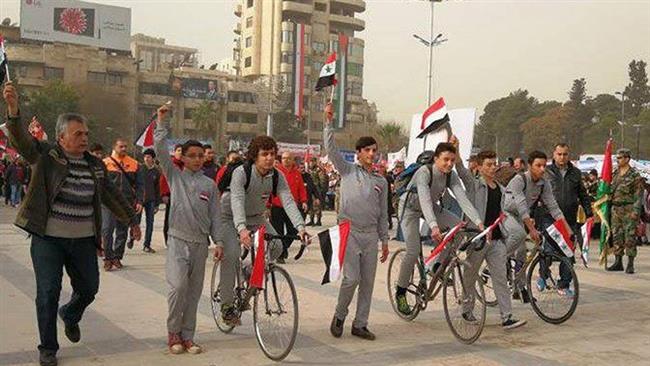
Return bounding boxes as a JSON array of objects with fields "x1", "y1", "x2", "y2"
[
  {"x1": 202, "y1": 161, "x2": 219, "y2": 180},
  {"x1": 5, "y1": 115, "x2": 137, "y2": 249},
  {"x1": 302, "y1": 172, "x2": 319, "y2": 205},
  {"x1": 544, "y1": 161, "x2": 593, "y2": 226},
  {"x1": 143, "y1": 165, "x2": 162, "y2": 204},
  {"x1": 103, "y1": 153, "x2": 144, "y2": 205}
]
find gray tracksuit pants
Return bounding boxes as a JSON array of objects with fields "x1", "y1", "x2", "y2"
[
  {"x1": 462, "y1": 239, "x2": 512, "y2": 321},
  {"x1": 501, "y1": 214, "x2": 528, "y2": 289},
  {"x1": 166, "y1": 235, "x2": 209, "y2": 340},
  {"x1": 334, "y1": 229, "x2": 379, "y2": 329},
  {"x1": 397, "y1": 202, "x2": 461, "y2": 289}
]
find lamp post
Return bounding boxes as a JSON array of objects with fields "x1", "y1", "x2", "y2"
[{"x1": 615, "y1": 91, "x2": 625, "y2": 147}]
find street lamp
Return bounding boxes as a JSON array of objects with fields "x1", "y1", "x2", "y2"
[
  {"x1": 415, "y1": 0, "x2": 447, "y2": 107},
  {"x1": 615, "y1": 91, "x2": 625, "y2": 147}
]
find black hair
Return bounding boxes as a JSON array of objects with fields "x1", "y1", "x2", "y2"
[
  {"x1": 143, "y1": 149, "x2": 156, "y2": 159},
  {"x1": 90, "y1": 143, "x2": 104, "y2": 152},
  {"x1": 247, "y1": 136, "x2": 277, "y2": 161},
  {"x1": 434, "y1": 142, "x2": 456, "y2": 157},
  {"x1": 174, "y1": 144, "x2": 183, "y2": 151},
  {"x1": 203, "y1": 144, "x2": 213, "y2": 149},
  {"x1": 554, "y1": 142, "x2": 569, "y2": 150},
  {"x1": 589, "y1": 169, "x2": 598, "y2": 176},
  {"x1": 476, "y1": 150, "x2": 497, "y2": 165},
  {"x1": 181, "y1": 140, "x2": 205, "y2": 155},
  {"x1": 528, "y1": 150, "x2": 547, "y2": 165},
  {"x1": 355, "y1": 136, "x2": 377, "y2": 151}
]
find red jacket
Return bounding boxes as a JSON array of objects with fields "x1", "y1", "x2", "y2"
[
  {"x1": 215, "y1": 164, "x2": 227, "y2": 185},
  {"x1": 271, "y1": 164, "x2": 307, "y2": 208},
  {"x1": 160, "y1": 157, "x2": 184, "y2": 197}
]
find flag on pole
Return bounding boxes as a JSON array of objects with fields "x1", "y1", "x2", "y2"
[
  {"x1": 293, "y1": 23, "x2": 306, "y2": 119},
  {"x1": 417, "y1": 97, "x2": 450, "y2": 138},
  {"x1": 580, "y1": 217, "x2": 595, "y2": 267},
  {"x1": 249, "y1": 225, "x2": 267, "y2": 289},
  {"x1": 593, "y1": 139, "x2": 613, "y2": 265},
  {"x1": 135, "y1": 119, "x2": 156, "y2": 149},
  {"x1": 424, "y1": 222, "x2": 466, "y2": 268},
  {"x1": 315, "y1": 52, "x2": 337, "y2": 91},
  {"x1": 546, "y1": 219, "x2": 575, "y2": 258},
  {"x1": 319, "y1": 221, "x2": 351, "y2": 285},
  {"x1": 0, "y1": 36, "x2": 8, "y2": 84},
  {"x1": 471, "y1": 213, "x2": 506, "y2": 244}
]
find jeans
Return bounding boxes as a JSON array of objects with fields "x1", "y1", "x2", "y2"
[
  {"x1": 143, "y1": 201, "x2": 157, "y2": 248},
  {"x1": 270, "y1": 206, "x2": 299, "y2": 259},
  {"x1": 10, "y1": 183, "x2": 21, "y2": 206},
  {"x1": 30, "y1": 235, "x2": 99, "y2": 353},
  {"x1": 102, "y1": 207, "x2": 128, "y2": 261}
]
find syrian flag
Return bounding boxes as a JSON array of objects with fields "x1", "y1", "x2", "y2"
[
  {"x1": 417, "y1": 97, "x2": 450, "y2": 138},
  {"x1": 314, "y1": 52, "x2": 337, "y2": 92},
  {"x1": 580, "y1": 217, "x2": 595, "y2": 267},
  {"x1": 319, "y1": 221, "x2": 351, "y2": 284},
  {"x1": 594, "y1": 139, "x2": 613, "y2": 265},
  {"x1": 0, "y1": 36, "x2": 8, "y2": 84},
  {"x1": 249, "y1": 225, "x2": 267, "y2": 289},
  {"x1": 471, "y1": 213, "x2": 506, "y2": 244},
  {"x1": 135, "y1": 116, "x2": 156, "y2": 149},
  {"x1": 424, "y1": 222, "x2": 466, "y2": 268},
  {"x1": 546, "y1": 219, "x2": 575, "y2": 258}
]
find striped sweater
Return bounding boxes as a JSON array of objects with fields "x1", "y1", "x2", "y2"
[{"x1": 45, "y1": 156, "x2": 96, "y2": 238}]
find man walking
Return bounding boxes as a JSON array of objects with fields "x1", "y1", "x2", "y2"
[
  {"x1": 202, "y1": 144, "x2": 219, "y2": 179},
  {"x1": 142, "y1": 149, "x2": 162, "y2": 253},
  {"x1": 3, "y1": 82, "x2": 141, "y2": 366}
]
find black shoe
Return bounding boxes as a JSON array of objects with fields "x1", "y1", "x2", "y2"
[
  {"x1": 127, "y1": 238, "x2": 134, "y2": 249},
  {"x1": 306, "y1": 221, "x2": 315, "y2": 226},
  {"x1": 316, "y1": 221, "x2": 322, "y2": 226},
  {"x1": 39, "y1": 350, "x2": 57, "y2": 366},
  {"x1": 58, "y1": 307, "x2": 80, "y2": 343},
  {"x1": 330, "y1": 316, "x2": 344, "y2": 338},
  {"x1": 607, "y1": 255, "x2": 624, "y2": 271},
  {"x1": 462, "y1": 312, "x2": 479, "y2": 324},
  {"x1": 625, "y1": 256, "x2": 635, "y2": 274},
  {"x1": 351, "y1": 326, "x2": 376, "y2": 341},
  {"x1": 502, "y1": 316, "x2": 527, "y2": 330},
  {"x1": 520, "y1": 288, "x2": 531, "y2": 304}
]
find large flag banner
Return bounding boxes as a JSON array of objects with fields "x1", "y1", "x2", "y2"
[
  {"x1": 292, "y1": 23, "x2": 306, "y2": 119},
  {"x1": 580, "y1": 217, "x2": 595, "y2": 267},
  {"x1": 319, "y1": 221, "x2": 351, "y2": 285},
  {"x1": 135, "y1": 117, "x2": 156, "y2": 149},
  {"x1": 546, "y1": 219, "x2": 576, "y2": 258},
  {"x1": 315, "y1": 52, "x2": 337, "y2": 91},
  {"x1": 594, "y1": 139, "x2": 613, "y2": 265},
  {"x1": 335, "y1": 33, "x2": 348, "y2": 129},
  {"x1": 424, "y1": 222, "x2": 466, "y2": 268},
  {"x1": 249, "y1": 226, "x2": 267, "y2": 289},
  {"x1": 0, "y1": 36, "x2": 8, "y2": 84},
  {"x1": 417, "y1": 97, "x2": 450, "y2": 138}
]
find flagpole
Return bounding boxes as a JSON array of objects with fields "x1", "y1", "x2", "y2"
[{"x1": 329, "y1": 84, "x2": 335, "y2": 103}]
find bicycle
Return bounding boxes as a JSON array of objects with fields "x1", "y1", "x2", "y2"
[
  {"x1": 477, "y1": 232, "x2": 579, "y2": 324},
  {"x1": 387, "y1": 224, "x2": 487, "y2": 344},
  {"x1": 209, "y1": 232, "x2": 307, "y2": 361}
]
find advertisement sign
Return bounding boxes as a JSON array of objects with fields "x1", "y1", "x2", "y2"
[
  {"x1": 277, "y1": 142, "x2": 321, "y2": 157},
  {"x1": 20, "y1": 0, "x2": 131, "y2": 51},
  {"x1": 181, "y1": 79, "x2": 222, "y2": 100}
]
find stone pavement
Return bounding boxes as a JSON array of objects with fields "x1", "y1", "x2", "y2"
[{"x1": 1, "y1": 206, "x2": 649, "y2": 366}]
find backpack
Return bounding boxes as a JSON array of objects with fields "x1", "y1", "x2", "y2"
[
  {"x1": 218, "y1": 160, "x2": 278, "y2": 196},
  {"x1": 495, "y1": 165, "x2": 518, "y2": 187},
  {"x1": 394, "y1": 150, "x2": 450, "y2": 198}
]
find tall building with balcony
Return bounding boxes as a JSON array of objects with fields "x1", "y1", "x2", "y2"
[{"x1": 232, "y1": 0, "x2": 375, "y2": 149}]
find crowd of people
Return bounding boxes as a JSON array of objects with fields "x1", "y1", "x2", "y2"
[{"x1": 2, "y1": 80, "x2": 650, "y2": 366}]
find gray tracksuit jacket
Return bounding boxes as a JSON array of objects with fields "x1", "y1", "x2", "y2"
[
  {"x1": 324, "y1": 125, "x2": 389, "y2": 245},
  {"x1": 403, "y1": 164, "x2": 482, "y2": 230},
  {"x1": 455, "y1": 160, "x2": 505, "y2": 219},
  {"x1": 503, "y1": 172, "x2": 564, "y2": 221},
  {"x1": 154, "y1": 119, "x2": 221, "y2": 245},
  {"x1": 221, "y1": 164, "x2": 305, "y2": 234}
]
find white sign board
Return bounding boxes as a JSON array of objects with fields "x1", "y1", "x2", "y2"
[
  {"x1": 277, "y1": 142, "x2": 321, "y2": 157},
  {"x1": 406, "y1": 108, "x2": 477, "y2": 165},
  {"x1": 20, "y1": 0, "x2": 131, "y2": 51}
]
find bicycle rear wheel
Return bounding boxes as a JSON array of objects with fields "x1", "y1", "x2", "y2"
[
  {"x1": 527, "y1": 253, "x2": 579, "y2": 324},
  {"x1": 443, "y1": 262, "x2": 486, "y2": 344},
  {"x1": 475, "y1": 262, "x2": 498, "y2": 307},
  {"x1": 210, "y1": 261, "x2": 235, "y2": 333},
  {"x1": 387, "y1": 248, "x2": 423, "y2": 321},
  {"x1": 253, "y1": 265, "x2": 299, "y2": 361}
]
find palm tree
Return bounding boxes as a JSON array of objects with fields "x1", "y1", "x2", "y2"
[
  {"x1": 375, "y1": 121, "x2": 408, "y2": 153},
  {"x1": 192, "y1": 101, "x2": 218, "y2": 141}
]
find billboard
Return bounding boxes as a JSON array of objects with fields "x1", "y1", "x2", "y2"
[
  {"x1": 181, "y1": 79, "x2": 222, "y2": 101},
  {"x1": 20, "y1": 0, "x2": 131, "y2": 51}
]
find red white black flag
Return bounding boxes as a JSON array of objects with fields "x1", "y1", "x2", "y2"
[
  {"x1": 249, "y1": 225, "x2": 267, "y2": 289},
  {"x1": 546, "y1": 219, "x2": 575, "y2": 258},
  {"x1": 315, "y1": 52, "x2": 337, "y2": 92},
  {"x1": 0, "y1": 36, "x2": 9, "y2": 84},
  {"x1": 135, "y1": 119, "x2": 156, "y2": 149},
  {"x1": 417, "y1": 97, "x2": 450, "y2": 138},
  {"x1": 319, "y1": 221, "x2": 351, "y2": 284}
]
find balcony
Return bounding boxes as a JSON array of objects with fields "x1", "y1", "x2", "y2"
[
  {"x1": 234, "y1": 23, "x2": 241, "y2": 35},
  {"x1": 234, "y1": 4, "x2": 242, "y2": 17},
  {"x1": 282, "y1": 1, "x2": 313, "y2": 16},
  {"x1": 330, "y1": 0, "x2": 366, "y2": 13},
  {"x1": 329, "y1": 14, "x2": 365, "y2": 32}
]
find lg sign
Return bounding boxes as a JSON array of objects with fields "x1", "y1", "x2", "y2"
[{"x1": 25, "y1": 0, "x2": 43, "y2": 6}]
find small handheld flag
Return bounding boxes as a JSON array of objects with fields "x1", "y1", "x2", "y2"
[
  {"x1": 319, "y1": 221, "x2": 350, "y2": 285},
  {"x1": 249, "y1": 226, "x2": 267, "y2": 289},
  {"x1": 315, "y1": 52, "x2": 337, "y2": 92},
  {"x1": 424, "y1": 222, "x2": 466, "y2": 268},
  {"x1": 580, "y1": 217, "x2": 595, "y2": 267},
  {"x1": 546, "y1": 219, "x2": 575, "y2": 258},
  {"x1": 417, "y1": 97, "x2": 450, "y2": 138}
]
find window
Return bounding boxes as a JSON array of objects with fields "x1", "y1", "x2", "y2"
[
  {"x1": 282, "y1": 30, "x2": 293, "y2": 43},
  {"x1": 349, "y1": 44, "x2": 363, "y2": 57},
  {"x1": 312, "y1": 41, "x2": 326, "y2": 53},
  {"x1": 241, "y1": 113, "x2": 257, "y2": 124},
  {"x1": 107, "y1": 73, "x2": 123, "y2": 86},
  {"x1": 227, "y1": 112, "x2": 239, "y2": 123},
  {"x1": 244, "y1": 57, "x2": 252, "y2": 68},
  {"x1": 139, "y1": 82, "x2": 171, "y2": 96},
  {"x1": 246, "y1": 16, "x2": 253, "y2": 28},
  {"x1": 87, "y1": 71, "x2": 106, "y2": 84},
  {"x1": 228, "y1": 91, "x2": 240, "y2": 103},
  {"x1": 351, "y1": 82, "x2": 363, "y2": 96},
  {"x1": 18, "y1": 65, "x2": 28, "y2": 78},
  {"x1": 281, "y1": 51, "x2": 293, "y2": 64},
  {"x1": 245, "y1": 36, "x2": 252, "y2": 48},
  {"x1": 315, "y1": 2, "x2": 326, "y2": 12},
  {"x1": 184, "y1": 108, "x2": 194, "y2": 119},
  {"x1": 348, "y1": 62, "x2": 363, "y2": 77},
  {"x1": 44, "y1": 67, "x2": 63, "y2": 80},
  {"x1": 242, "y1": 92, "x2": 255, "y2": 103},
  {"x1": 247, "y1": 0, "x2": 254, "y2": 8}
]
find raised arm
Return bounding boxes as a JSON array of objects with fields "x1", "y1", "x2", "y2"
[
  {"x1": 323, "y1": 103, "x2": 352, "y2": 176},
  {"x1": 153, "y1": 105, "x2": 177, "y2": 180},
  {"x1": 3, "y1": 83, "x2": 47, "y2": 164}
]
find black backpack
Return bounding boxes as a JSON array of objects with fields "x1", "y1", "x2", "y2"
[
  {"x1": 218, "y1": 160, "x2": 278, "y2": 196},
  {"x1": 395, "y1": 150, "x2": 450, "y2": 197}
]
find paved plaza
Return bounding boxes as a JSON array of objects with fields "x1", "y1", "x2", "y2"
[{"x1": 1, "y1": 207, "x2": 649, "y2": 366}]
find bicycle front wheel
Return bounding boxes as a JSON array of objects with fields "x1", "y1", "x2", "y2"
[
  {"x1": 387, "y1": 248, "x2": 423, "y2": 321},
  {"x1": 475, "y1": 262, "x2": 498, "y2": 308},
  {"x1": 527, "y1": 253, "x2": 579, "y2": 324},
  {"x1": 210, "y1": 261, "x2": 235, "y2": 333},
  {"x1": 443, "y1": 262, "x2": 486, "y2": 344},
  {"x1": 253, "y1": 265, "x2": 299, "y2": 361}
]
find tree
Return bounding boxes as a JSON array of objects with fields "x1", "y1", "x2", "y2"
[
  {"x1": 624, "y1": 59, "x2": 650, "y2": 118},
  {"x1": 27, "y1": 80, "x2": 80, "y2": 140},
  {"x1": 520, "y1": 106, "x2": 572, "y2": 154},
  {"x1": 374, "y1": 121, "x2": 408, "y2": 153},
  {"x1": 79, "y1": 84, "x2": 132, "y2": 150},
  {"x1": 564, "y1": 78, "x2": 594, "y2": 153},
  {"x1": 191, "y1": 100, "x2": 220, "y2": 141}
]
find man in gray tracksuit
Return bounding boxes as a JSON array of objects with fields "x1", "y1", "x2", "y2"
[
  {"x1": 324, "y1": 104, "x2": 389, "y2": 341},
  {"x1": 394, "y1": 142, "x2": 483, "y2": 316},
  {"x1": 154, "y1": 105, "x2": 221, "y2": 355},
  {"x1": 501, "y1": 150, "x2": 568, "y2": 302},
  {"x1": 455, "y1": 147, "x2": 526, "y2": 330},
  {"x1": 218, "y1": 135, "x2": 307, "y2": 325}
]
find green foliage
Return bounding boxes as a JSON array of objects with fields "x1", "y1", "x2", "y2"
[
  {"x1": 374, "y1": 121, "x2": 408, "y2": 153},
  {"x1": 624, "y1": 60, "x2": 650, "y2": 117},
  {"x1": 26, "y1": 80, "x2": 80, "y2": 139}
]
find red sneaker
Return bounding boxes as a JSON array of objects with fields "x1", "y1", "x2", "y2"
[
  {"x1": 113, "y1": 259, "x2": 123, "y2": 269},
  {"x1": 183, "y1": 340, "x2": 202, "y2": 354},
  {"x1": 168, "y1": 332, "x2": 184, "y2": 354}
]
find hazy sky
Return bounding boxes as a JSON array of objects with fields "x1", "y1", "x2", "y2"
[{"x1": 2, "y1": 0, "x2": 649, "y2": 126}]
